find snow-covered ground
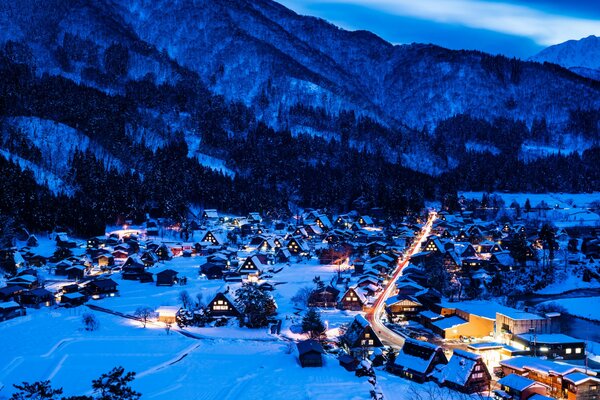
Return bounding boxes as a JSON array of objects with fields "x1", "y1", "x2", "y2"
[
  {"x1": 460, "y1": 191, "x2": 600, "y2": 227},
  {"x1": 540, "y1": 297, "x2": 600, "y2": 322},
  {"x1": 1, "y1": 241, "x2": 414, "y2": 399},
  {"x1": 536, "y1": 275, "x2": 600, "y2": 295},
  {"x1": 0, "y1": 249, "x2": 451, "y2": 400}
]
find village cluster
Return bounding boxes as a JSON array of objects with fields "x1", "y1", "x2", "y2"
[{"x1": 1, "y1": 204, "x2": 600, "y2": 400}]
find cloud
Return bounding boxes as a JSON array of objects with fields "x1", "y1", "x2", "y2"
[{"x1": 284, "y1": 0, "x2": 600, "y2": 45}]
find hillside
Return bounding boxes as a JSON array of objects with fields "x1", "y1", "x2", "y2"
[{"x1": 0, "y1": 0, "x2": 598, "y2": 234}]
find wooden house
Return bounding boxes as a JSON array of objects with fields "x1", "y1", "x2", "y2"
[
  {"x1": 85, "y1": 279, "x2": 119, "y2": 298},
  {"x1": 0, "y1": 301, "x2": 25, "y2": 321},
  {"x1": 155, "y1": 244, "x2": 173, "y2": 261},
  {"x1": 339, "y1": 286, "x2": 367, "y2": 311},
  {"x1": 275, "y1": 248, "x2": 292, "y2": 263},
  {"x1": 385, "y1": 295, "x2": 423, "y2": 320},
  {"x1": 201, "y1": 230, "x2": 226, "y2": 246},
  {"x1": 308, "y1": 286, "x2": 340, "y2": 308},
  {"x1": 60, "y1": 292, "x2": 87, "y2": 307},
  {"x1": 200, "y1": 262, "x2": 224, "y2": 280},
  {"x1": 358, "y1": 215, "x2": 374, "y2": 227},
  {"x1": 564, "y1": 372, "x2": 600, "y2": 400},
  {"x1": 287, "y1": 237, "x2": 310, "y2": 256},
  {"x1": 156, "y1": 306, "x2": 179, "y2": 323},
  {"x1": 297, "y1": 339, "x2": 324, "y2": 368},
  {"x1": 207, "y1": 292, "x2": 240, "y2": 317},
  {"x1": 390, "y1": 338, "x2": 448, "y2": 382},
  {"x1": 156, "y1": 269, "x2": 178, "y2": 286},
  {"x1": 20, "y1": 288, "x2": 54, "y2": 308},
  {"x1": 423, "y1": 236, "x2": 444, "y2": 254},
  {"x1": 495, "y1": 374, "x2": 549, "y2": 400},
  {"x1": 7, "y1": 275, "x2": 37, "y2": 289},
  {"x1": 202, "y1": 209, "x2": 219, "y2": 221},
  {"x1": 66, "y1": 265, "x2": 85, "y2": 280},
  {"x1": 314, "y1": 215, "x2": 333, "y2": 232},
  {"x1": 341, "y1": 315, "x2": 383, "y2": 354},
  {"x1": 95, "y1": 253, "x2": 114, "y2": 267},
  {"x1": 140, "y1": 250, "x2": 159, "y2": 267},
  {"x1": 431, "y1": 349, "x2": 491, "y2": 393},
  {"x1": 0, "y1": 285, "x2": 25, "y2": 302},
  {"x1": 237, "y1": 256, "x2": 264, "y2": 276}
]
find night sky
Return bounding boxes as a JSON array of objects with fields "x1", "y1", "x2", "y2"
[{"x1": 278, "y1": 0, "x2": 600, "y2": 58}]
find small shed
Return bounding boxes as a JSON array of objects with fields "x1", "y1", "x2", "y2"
[
  {"x1": 156, "y1": 306, "x2": 179, "y2": 323},
  {"x1": 156, "y1": 269, "x2": 179, "y2": 286},
  {"x1": 297, "y1": 339, "x2": 324, "y2": 367}
]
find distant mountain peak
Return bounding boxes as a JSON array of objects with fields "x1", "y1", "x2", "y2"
[{"x1": 531, "y1": 35, "x2": 600, "y2": 73}]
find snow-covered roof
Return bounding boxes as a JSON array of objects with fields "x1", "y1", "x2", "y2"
[
  {"x1": 440, "y1": 300, "x2": 545, "y2": 321},
  {"x1": 394, "y1": 338, "x2": 442, "y2": 374},
  {"x1": 420, "y1": 310, "x2": 444, "y2": 320},
  {"x1": 432, "y1": 349, "x2": 483, "y2": 386},
  {"x1": 498, "y1": 374, "x2": 541, "y2": 392},
  {"x1": 564, "y1": 372, "x2": 600, "y2": 385},
  {"x1": 432, "y1": 315, "x2": 468, "y2": 330},
  {"x1": 0, "y1": 301, "x2": 21, "y2": 309},
  {"x1": 500, "y1": 356, "x2": 584, "y2": 376},
  {"x1": 515, "y1": 333, "x2": 583, "y2": 344}
]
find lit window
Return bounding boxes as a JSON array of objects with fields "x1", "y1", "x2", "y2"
[
  {"x1": 566, "y1": 348, "x2": 572, "y2": 354},
  {"x1": 576, "y1": 348, "x2": 582, "y2": 354},
  {"x1": 213, "y1": 305, "x2": 228, "y2": 310}
]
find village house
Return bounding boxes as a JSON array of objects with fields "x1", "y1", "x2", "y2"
[
  {"x1": 297, "y1": 339, "x2": 324, "y2": 368},
  {"x1": 156, "y1": 306, "x2": 179, "y2": 324},
  {"x1": 499, "y1": 356, "x2": 598, "y2": 400},
  {"x1": 207, "y1": 292, "x2": 240, "y2": 317},
  {"x1": 85, "y1": 279, "x2": 119, "y2": 298},
  {"x1": 431, "y1": 349, "x2": 491, "y2": 393},
  {"x1": 200, "y1": 262, "x2": 225, "y2": 280},
  {"x1": 339, "y1": 286, "x2": 368, "y2": 311},
  {"x1": 385, "y1": 295, "x2": 423, "y2": 320},
  {"x1": 20, "y1": 288, "x2": 54, "y2": 308},
  {"x1": 156, "y1": 269, "x2": 179, "y2": 286},
  {"x1": 341, "y1": 315, "x2": 383, "y2": 356},
  {"x1": 202, "y1": 209, "x2": 219, "y2": 221},
  {"x1": 389, "y1": 338, "x2": 448, "y2": 383},
  {"x1": 237, "y1": 255, "x2": 264, "y2": 277},
  {"x1": 60, "y1": 292, "x2": 87, "y2": 307},
  {"x1": 495, "y1": 374, "x2": 550, "y2": 400},
  {"x1": 511, "y1": 333, "x2": 586, "y2": 360},
  {"x1": 0, "y1": 301, "x2": 25, "y2": 321},
  {"x1": 308, "y1": 285, "x2": 340, "y2": 308}
]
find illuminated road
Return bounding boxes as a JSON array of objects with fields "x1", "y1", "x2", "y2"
[{"x1": 365, "y1": 212, "x2": 436, "y2": 348}]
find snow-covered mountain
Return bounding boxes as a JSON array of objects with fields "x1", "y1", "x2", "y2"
[
  {"x1": 531, "y1": 35, "x2": 600, "y2": 79},
  {"x1": 1, "y1": 0, "x2": 599, "y2": 134}
]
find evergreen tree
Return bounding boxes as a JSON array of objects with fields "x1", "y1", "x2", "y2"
[
  {"x1": 301, "y1": 308, "x2": 326, "y2": 340},
  {"x1": 91, "y1": 367, "x2": 140, "y2": 400},
  {"x1": 10, "y1": 381, "x2": 62, "y2": 400},
  {"x1": 235, "y1": 283, "x2": 277, "y2": 328}
]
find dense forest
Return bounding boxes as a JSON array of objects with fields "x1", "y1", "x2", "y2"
[{"x1": 0, "y1": 40, "x2": 599, "y2": 237}]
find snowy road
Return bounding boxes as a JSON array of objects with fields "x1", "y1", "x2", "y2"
[{"x1": 365, "y1": 212, "x2": 436, "y2": 348}]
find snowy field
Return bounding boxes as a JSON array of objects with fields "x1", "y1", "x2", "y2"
[
  {"x1": 460, "y1": 192, "x2": 600, "y2": 227},
  {"x1": 0, "y1": 305, "x2": 454, "y2": 400},
  {"x1": 536, "y1": 274, "x2": 600, "y2": 295},
  {"x1": 2, "y1": 246, "x2": 441, "y2": 399},
  {"x1": 540, "y1": 297, "x2": 600, "y2": 322}
]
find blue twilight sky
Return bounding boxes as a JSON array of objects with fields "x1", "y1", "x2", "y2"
[{"x1": 278, "y1": 0, "x2": 600, "y2": 58}]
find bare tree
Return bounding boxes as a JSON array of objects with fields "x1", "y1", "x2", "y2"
[
  {"x1": 178, "y1": 290, "x2": 193, "y2": 310},
  {"x1": 82, "y1": 313, "x2": 100, "y2": 331},
  {"x1": 291, "y1": 286, "x2": 312, "y2": 308},
  {"x1": 134, "y1": 307, "x2": 153, "y2": 328}
]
